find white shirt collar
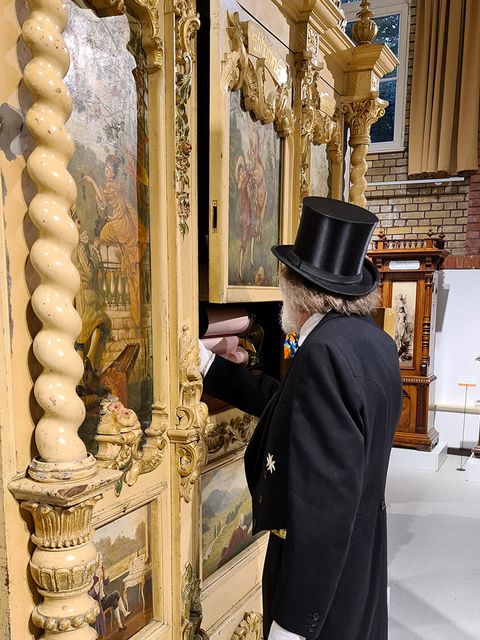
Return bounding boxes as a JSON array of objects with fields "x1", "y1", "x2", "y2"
[{"x1": 297, "y1": 312, "x2": 326, "y2": 347}]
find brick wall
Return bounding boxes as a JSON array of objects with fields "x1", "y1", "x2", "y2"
[{"x1": 365, "y1": 0, "x2": 479, "y2": 267}]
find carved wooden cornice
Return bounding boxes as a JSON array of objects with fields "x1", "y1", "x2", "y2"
[
  {"x1": 175, "y1": 0, "x2": 200, "y2": 236},
  {"x1": 231, "y1": 611, "x2": 263, "y2": 639},
  {"x1": 223, "y1": 12, "x2": 294, "y2": 137}
]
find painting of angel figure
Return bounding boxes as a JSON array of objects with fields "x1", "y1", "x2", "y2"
[
  {"x1": 202, "y1": 457, "x2": 264, "y2": 579},
  {"x1": 91, "y1": 507, "x2": 153, "y2": 639},
  {"x1": 228, "y1": 91, "x2": 282, "y2": 287},
  {"x1": 63, "y1": 0, "x2": 153, "y2": 454},
  {"x1": 392, "y1": 281, "x2": 417, "y2": 367}
]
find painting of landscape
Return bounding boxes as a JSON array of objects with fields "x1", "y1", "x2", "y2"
[{"x1": 202, "y1": 457, "x2": 262, "y2": 579}]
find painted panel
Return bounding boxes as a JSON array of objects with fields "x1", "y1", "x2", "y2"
[
  {"x1": 202, "y1": 456, "x2": 261, "y2": 579},
  {"x1": 91, "y1": 506, "x2": 153, "y2": 638},
  {"x1": 228, "y1": 90, "x2": 281, "y2": 287},
  {"x1": 392, "y1": 280, "x2": 417, "y2": 368},
  {"x1": 63, "y1": 0, "x2": 153, "y2": 455}
]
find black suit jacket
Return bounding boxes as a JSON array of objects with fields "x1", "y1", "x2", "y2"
[{"x1": 203, "y1": 312, "x2": 402, "y2": 640}]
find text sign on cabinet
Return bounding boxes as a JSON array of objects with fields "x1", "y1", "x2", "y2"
[{"x1": 388, "y1": 260, "x2": 421, "y2": 271}]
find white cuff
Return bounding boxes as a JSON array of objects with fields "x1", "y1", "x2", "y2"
[
  {"x1": 268, "y1": 620, "x2": 305, "y2": 640},
  {"x1": 198, "y1": 340, "x2": 215, "y2": 376}
]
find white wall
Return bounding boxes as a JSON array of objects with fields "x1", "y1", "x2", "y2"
[{"x1": 433, "y1": 269, "x2": 480, "y2": 448}]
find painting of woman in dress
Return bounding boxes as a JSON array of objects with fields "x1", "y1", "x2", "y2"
[
  {"x1": 82, "y1": 153, "x2": 148, "y2": 327},
  {"x1": 63, "y1": 1, "x2": 154, "y2": 454},
  {"x1": 228, "y1": 91, "x2": 281, "y2": 287}
]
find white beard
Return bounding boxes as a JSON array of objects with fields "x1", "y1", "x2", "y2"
[{"x1": 280, "y1": 298, "x2": 304, "y2": 335}]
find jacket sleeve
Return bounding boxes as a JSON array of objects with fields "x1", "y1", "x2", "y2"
[
  {"x1": 202, "y1": 354, "x2": 280, "y2": 418},
  {"x1": 272, "y1": 341, "x2": 365, "y2": 639}
]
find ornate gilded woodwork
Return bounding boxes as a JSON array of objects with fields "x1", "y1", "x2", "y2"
[
  {"x1": 223, "y1": 11, "x2": 294, "y2": 138},
  {"x1": 169, "y1": 325, "x2": 211, "y2": 502},
  {"x1": 181, "y1": 562, "x2": 209, "y2": 640},
  {"x1": 295, "y1": 53, "x2": 336, "y2": 212},
  {"x1": 95, "y1": 398, "x2": 168, "y2": 494},
  {"x1": 231, "y1": 611, "x2": 263, "y2": 640},
  {"x1": 206, "y1": 414, "x2": 257, "y2": 455},
  {"x1": 175, "y1": 0, "x2": 201, "y2": 236}
]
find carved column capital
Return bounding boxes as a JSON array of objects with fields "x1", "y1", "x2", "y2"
[{"x1": 342, "y1": 97, "x2": 388, "y2": 146}]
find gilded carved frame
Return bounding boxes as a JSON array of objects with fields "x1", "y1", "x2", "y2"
[{"x1": 208, "y1": 7, "x2": 295, "y2": 303}]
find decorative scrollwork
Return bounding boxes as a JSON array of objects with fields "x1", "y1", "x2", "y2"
[
  {"x1": 206, "y1": 414, "x2": 257, "y2": 454},
  {"x1": 231, "y1": 611, "x2": 263, "y2": 640},
  {"x1": 169, "y1": 325, "x2": 212, "y2": 502},
  {"x1": 182, "y1": 563, "x2": 209, "y2": 640},
  {"x1": 296, "y1": 55, "x2": 336, "y2": 211},
  {"x1": 224, "y1": 12, "x2": 294, "y2": 137},
  {"x1": 95, "y1": 397, "x2": 168, "y2": 495},
  {"x1": 175, "y1": 0, "x2": 200, "y2": 236}
]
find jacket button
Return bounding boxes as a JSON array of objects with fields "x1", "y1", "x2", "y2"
[
  {"x1": 381, "y1": 500, "x2": 386, "y2": 510},
  {"x1": 258, "y1": 495, "x2": 263, "y2": 504},
  {"x1": 311, "y1": 613, "x2": 320, "y2": 621},
  {"x1": 263, "y1": 471, "x2": 268, "y2": 480}
]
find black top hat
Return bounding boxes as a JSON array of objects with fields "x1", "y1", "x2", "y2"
[{"x1": 272, "y1": 197, "x2": 379, "y2": 297}]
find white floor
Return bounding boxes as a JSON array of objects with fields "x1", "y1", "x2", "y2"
[{"x1": 386, "y1": 455, "x2": 480, "y2": 640}]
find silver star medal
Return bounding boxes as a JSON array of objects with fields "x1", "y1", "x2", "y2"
[{"x1": 266, "y1": 453, "x2": 276, "y2": 474}]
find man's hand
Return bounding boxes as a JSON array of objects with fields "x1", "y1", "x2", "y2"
[
  {"x1": 198, "y1": 340, "x2": 215, "y2": 376},
  {"x1": 268, "y1": 621, "x2": 305, "y2": 640}
]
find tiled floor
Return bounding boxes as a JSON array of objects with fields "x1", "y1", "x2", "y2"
[{"x1": 387, "y1": 455, "x2": 480, "y2": 640}]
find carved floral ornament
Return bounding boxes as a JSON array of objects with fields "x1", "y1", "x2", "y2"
[
  {"x1": 223, "y1": 11, "x2": 294, "y2": 138},
  {"x1": 175, "y1": 0, "x2": 201, "y2": 236},
  {"x1": 231, "y1": 611, "x2": 263, "y2": 640},
  {"x1": 169, "y1": 325, "x2": 213, "y2": 502},
  {"x1": 206, "y1": 413, "x2": 257, "y2": 454},
  {"x1": 95, "y1": 397, "x2": 168, "y2": 495}
]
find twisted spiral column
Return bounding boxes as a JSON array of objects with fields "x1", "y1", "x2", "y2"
[
  {"x1": 22, "y1": 0, "x2": 95, "y2": 481},
  {"x1": 342, "y1": 98, "x2": 387, "y2": 209}
]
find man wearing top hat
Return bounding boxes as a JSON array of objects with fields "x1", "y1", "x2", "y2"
[{"x1": 199, "y1": 197, "x2": 402, "y2": 640}]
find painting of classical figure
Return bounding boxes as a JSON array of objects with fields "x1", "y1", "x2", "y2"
[
  {"x1": 91, "y1": 507, "x2": 153, "y2": 639},
  {"x1": 63, "y1": 0, "x2": 153, "y2": 454},
  {"x1": 202, "y1": 457, "x2": 263, "y2": 579},
  {"x1": 228, "y1": 91, "x2": 281, "y2": 287},
  {"x1": 392, "y1": 281, "x2": 417, "y2": 367}
]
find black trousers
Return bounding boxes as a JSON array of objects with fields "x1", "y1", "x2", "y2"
[{"x1": 262, "y1": 533, "x2": 285, "y2": 639}]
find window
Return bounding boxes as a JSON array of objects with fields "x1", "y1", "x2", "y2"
[{"x1": 342, "y1": 0, "x2": 410, "y2": 152}]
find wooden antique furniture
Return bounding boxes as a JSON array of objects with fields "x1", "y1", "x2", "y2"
[{"x1": 369, "y1": 231, "x2": 449, "y2": 451}]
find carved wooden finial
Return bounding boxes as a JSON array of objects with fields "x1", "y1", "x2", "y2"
[
  {"x1": 351, "y1": 0, "x2": 378, "y2": 46},
  {"x1": 378, "y1": 225, "x2": 386, "y2": 241}
]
